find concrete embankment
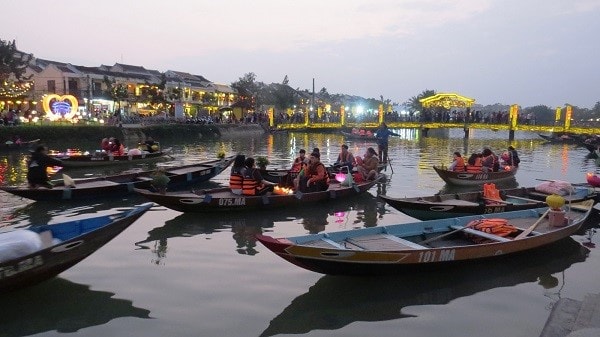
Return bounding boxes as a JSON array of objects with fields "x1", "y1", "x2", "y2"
[{"x1": 1, "y1": 123, "x2": 265, "y2": 144}]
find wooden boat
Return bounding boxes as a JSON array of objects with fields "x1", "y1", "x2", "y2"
[
  {"x1": 259, "y1": 238, "x2": 588, "y2": 337},
  {"x1": 256, "y1": 200, "x2": 594, "y2": 275},
  {"x1": 1, "y1": 138, "x2": 40, "y2": 151},
  {"x1": 538, "y1": 133, "x2": 582, "y2": 144},
  {"x1": 134, "y1": 174, "x2": 383, "y2": 213},
  {"x1": 0, "y1": 202, "x2": 153, "y2": 292},
  {"x1": 0, "y1": 156, "x2": 235, "y2": 201},
  {"x1": 433, "y1": 165, "x2": 517, "y2": 186},
  {"x1": 380, "y1": 186, "x2": 597, "y2": 220},
  {"x1": 340, "y1": 130, "x2": 376, "y2": 141},
  {"x1": 261, "y1": 164, "x2": 387, "y2": 186},
  {"x1": 49, "y1": 148, "x2": 172, "y2": 167}
]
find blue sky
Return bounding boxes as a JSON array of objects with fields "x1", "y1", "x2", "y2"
[{"x1": 3, "y1": 0, "x2": 599, "y2": 108}]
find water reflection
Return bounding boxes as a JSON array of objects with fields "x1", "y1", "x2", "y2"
[
  {"x1": 260, "y1": 238, "x2": 589, "y2": 337},
  {"x1": 136, "y1": 194, "x2": 385, "y2": 262},
  {"x1": 0, "y1": 277, "x2": 151, "y2": 336}
]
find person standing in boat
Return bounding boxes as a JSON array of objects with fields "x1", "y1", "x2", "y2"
[
  {"x1": 448, "y1": 151, "x2": 466, "y2": 172},
  {"x1": 334, "y1": 144, "x2": 355, "y2": 172},
  {"x1": 375, "y1": 122, "x2": 399, "y2": 163},
  {"x1": 299, "y1": 152, "x2": 330, "y2": 193},
  {"x1": 27, "y1": 145, "x2": 63, "y2": 189}
]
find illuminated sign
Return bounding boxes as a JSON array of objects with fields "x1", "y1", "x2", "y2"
[{"x1": 42, "y1": 94, "x2": 79, "y2": 120}]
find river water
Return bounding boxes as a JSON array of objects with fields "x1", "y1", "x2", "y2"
[{"x1": 1, "y1": 129, "x2": 600, "y2": 337}]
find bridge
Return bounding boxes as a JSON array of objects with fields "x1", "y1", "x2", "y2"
[{"x1": 267, "y1": 93, "x2": 600, "y2": 139}]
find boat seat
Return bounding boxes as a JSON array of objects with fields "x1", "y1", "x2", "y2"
[
  {"x1": 304, "y1": 238, "x2": 346, "y2": 249},
  {"x1": 345, "y1": 234, "x2": 425, "y2": 251},
  {"x1": 450, "y1": 225, "x2": 512, "y2": 242}
]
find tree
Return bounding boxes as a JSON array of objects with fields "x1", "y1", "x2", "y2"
[
  {"x1": 522, "y1": 105, "x2": 553, "y2": 124},
  {"x1": 282, "y1": 75, "x2": 289, "y2": 85},
  {"x1": 405, "y1": 89, "x2": 436, "y2": 114},
  {"x1": 103, "y1": 75, "x2": 129, "y2": 113},
  {"x1": 0, "y1": 39, "x2": 33, "y2": 100}
]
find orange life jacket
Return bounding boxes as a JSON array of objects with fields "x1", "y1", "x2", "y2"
[
  {"x1": 453, "y1": 157, "x2": 466, "y2": 172},
  {"x1": 466, "y1": 157, "x2": 482, "y2": 172},
  {"x1": 305, "y1": 162, "x2": 330, "y2": 186},
  {"x1": 242, "y1": 168, "x2": 259, "y2": 195},
  {"x1": 229, "y1": 172, "x2": 244, "y2": 191},
  {"x1": 291, "y1": 156, "x2": 306, "y2": 172}
]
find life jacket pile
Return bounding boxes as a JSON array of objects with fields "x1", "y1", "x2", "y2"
[{"x1": 464, "y1": 218, "x2": 519, "y2": 243}]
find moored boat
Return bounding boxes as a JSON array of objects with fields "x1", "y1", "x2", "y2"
[
  {"x1": 256, "y1": 200, "x2": 594, "y2": 275},
  {"x1": 433, "y1": 165, "x2": 517, "y2": 186},
  {"x1": 0, "y1": 202, "x2": 153, "y2": 292},
  {"x1": 0, "y1": 156, "x2": 235, "y2": 201},
  {"x1": 134, "y1": 174, "x2": 383, "y2": 213},
  {"x1": 1, "y1": 138, "x2": 40, "y2": 151},
  {"x1": 340, "y1": 130, "x2": 376, "y2": 141},
  {"x1": 380, "y1": 185, "x2": 596, "y2": 220},
  {"x1": 49, "y1": 148, "x2": 172, "y2": 167}
]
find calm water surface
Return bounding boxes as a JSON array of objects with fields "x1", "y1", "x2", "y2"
[{"x1": 1, "y1": 129, "x2": 600, "y2": 337}]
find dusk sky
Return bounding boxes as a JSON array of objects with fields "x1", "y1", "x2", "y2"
[{"x1": 3, "y1": 0, "x2": 599, "y2": 108}]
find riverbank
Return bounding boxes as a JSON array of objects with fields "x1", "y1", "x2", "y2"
[{"x1": 0, "y1": 123, "x2": 265, "y2": 144}]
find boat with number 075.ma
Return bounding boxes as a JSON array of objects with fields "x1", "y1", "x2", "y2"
[
  {"x1": 0, "y1": 202, "x2": 153, "y2": 292},
  {"x1": 134, "y1": 174, "x2": 384, "y2": 213},
  {"x1": 256, "y1": 200, "x2": 594, "y2": 276}
]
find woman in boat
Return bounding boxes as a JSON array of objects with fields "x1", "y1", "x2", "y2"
[
  {"x1": 229, "y1": 154, "x2": 246, "y2": 195},
  {"x1": 466, "y1": 153, "x2": 483, "y2": 172},
  {"x1": 356, "y1": 147, "x2": 379, "y2": 181},
  {"x1": 481, "y1": 148, "x2": 499, "y2": 172},
  {"x1": 299, "y1": 151, "x2": 330, "y2": 193},
  {"x1": 334, "y1": 144, "x2": 355, "y2": 172},
  {"x1": 27, "y1": 145, "x2": 63, "y2": 189},
  {"x1": 110, "y1": 138, "x2": 125, "y2": 156},
  {"x1": 448, "y1": 151, "x2": 466, "y2": 172},
  {"x1": 506, "y1": 146, "x2": 520, "y2": 167},
  {"x1": 291, "y1": 149, "x2": 307, "y2": 173},
  {"x1": 101, "y1": 138, "x2": 110, "y2": 152},
  {"x1": 242, "y1": 157, "x2": 275, "y2": 195}
]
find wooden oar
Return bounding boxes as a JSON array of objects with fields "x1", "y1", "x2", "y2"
[
  {"x1": 419, "y1": 221, "x2": 477, "y2": 245},
  {"x1": 515, "y1": 209, "x2": 551, "y2": 239}
]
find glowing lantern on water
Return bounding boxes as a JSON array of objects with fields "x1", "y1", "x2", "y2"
[
  {"x1": 335, "y1": 172, "x2": 346, "y2": 183},
  {"x1": 273, "y1": 185, "x2": 294, "y2": 195},
  {"x1": 546, "y1": 194, "x2": 565, "y2": 210}
]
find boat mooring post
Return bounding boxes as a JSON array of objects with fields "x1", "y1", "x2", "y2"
[
  {"x1": 463, "y1": 127, "x2": 469, "y2": 139},
  {"x1": 422, "y1": 127, "x2": 429, "y2": 137},
  {"x1": 509, "y1": 130, "x2": 515, "y2": 141}
]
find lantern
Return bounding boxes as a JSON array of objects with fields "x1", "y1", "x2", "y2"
[
  {"x1": 586, "y1": 172, "x2": 600, "y2": 187},
  {"x1": 335, "y1": 172, "x2": 346, "y2": 183},
  {"x1": 546, "y1": 194, "x2": 565, "y2": 210}
]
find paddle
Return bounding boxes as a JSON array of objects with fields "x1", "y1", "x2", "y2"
[
  {"x1": 515, "y1": 209, "x2": 550, "y2": 239},
  {"x1": 419, "y1": 221, "x2": 477, "y2": 245},
  {"x1": 387, "y1": 159, "x2": 394, "y2": 174}
]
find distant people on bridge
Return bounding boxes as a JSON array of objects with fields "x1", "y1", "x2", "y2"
[
  {"x1": 375, "y1": 122, "x2": 399, "y2": 163},
  {"x1": 448, "y1": 152, "x2": 466, "y2": 172}
]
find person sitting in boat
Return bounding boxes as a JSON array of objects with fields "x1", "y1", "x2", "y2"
[
  {"x1": 466, "y1": 153, "x2": 483, "y2": 172},
  {"x1": 242, "y1": 157, "x2": 275, "y2": 196},
  {"x1": 506, "y1": 146, "x2": 520, "y2": 167},
  {"x1": 109, "y1": 138, "x2": 125, "y2": 156},
  {"x1": 27, "y1": 145, "x2": 63, "y2": 189},
  {"x1": 144, "y1": 137, "x2": 159, "y2": 153},
  {"x1": 101, "y1": 138, "x2": 111, "y2": 152},
  {"x1": 291, "y1": 149, "x2": 308, "y2": 173},
  {"x1": 356, "y1": 147, "x2": 379, "y2": 181},
  {"x1": 334, "y1": 144, "x2": 355, "y2": 172},
  {"x1": 448, "y1": 151, "x2": 466, "y2": 172},
  {"x1": 481, "y1": 148, "x2": 499, "y2": 172},
  {"x1": 299, "y1": 151, "x2": 330, "y2": 193},
  {"x1": 230, "y1": 154, "x2": 246, "y2": 195}
]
